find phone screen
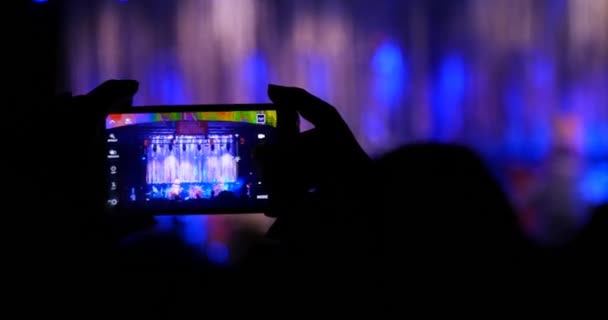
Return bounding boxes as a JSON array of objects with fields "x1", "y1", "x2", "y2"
[{"x1": 104, "y1": 108, "x2": 277, "y2": 214}]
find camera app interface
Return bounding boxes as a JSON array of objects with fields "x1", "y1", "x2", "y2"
[{"x1": 105, "y1": 110, "x2": 277, "y2": 212}]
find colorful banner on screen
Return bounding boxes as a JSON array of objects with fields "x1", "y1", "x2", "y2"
[{"x1": 106, "y1": 110, "x2": 277, "y2": 129}]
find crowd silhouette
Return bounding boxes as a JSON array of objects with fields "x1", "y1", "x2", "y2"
[{"x1": 19, "y1": 80, "x2": 607, "y2": 315}]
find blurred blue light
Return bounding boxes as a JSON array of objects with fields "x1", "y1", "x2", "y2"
[
  {"x1": 548, "y1": 0, "x2": 568, "y2": 21},
  {"x1": 362, "y1": 110, "x2": 389, "y2": 146},
  {"x1": 432, "y1": 54, "x2": 466, "y2": 141},
  {"x1": 585, "y1": 124, "x2": 608, "y2": 158},
  {"x1": 242, "y1": 51, "x2": 269, "y2": 102},
  {"x1": 159, "y1": 76, "x2": 186, "y2": 104},
  {"x1": 33, "y1": 0, "x2": 47, "y2": 3},
  {"x1": 439, "y1": 55, "x2": 466, "y2": 99},
  {"x1": 145, "y1": 52, "x2": 187, "y2": 105},
  {"x1": 178, "y1": 215, "x2": 208, "y2": 247},
  {"x1": 372, "y1": 40, "x2": 408, "y2": 107},
  {"x1": 206, "y1": 241, "x2": 229, "y2": 264},
  {"x1": 154, "y1": 216, "x2": 175, "y2": 232},
  {"x1": 580, "y1": 162, "x2": 608, "y2": 205},
  {"x1": 531, "y1": 58, "x2": 554, "y2": 88},
  {"x1": 307, "y1": 56, "x2": 331, "y2": 100},
  {"x1": 529, "y1": 122, "x2": 552, "y2": 161},
  {"x1": 503, "y1": 78, "x2": 550, "y2": 162}
]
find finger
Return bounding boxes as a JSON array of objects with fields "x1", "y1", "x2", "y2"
[
  {"x1": 268, "y1": 84, "x2": 348, "y2": 132},
  {"x1": 86, "y1": 79, "x2": 139, "y2": 112},
  {"x1": 87, "y1": 79, "x2": 139, "y2": 101},
  {"x1": 267, "y1": 85, "x2": 369, "y2": 158}
]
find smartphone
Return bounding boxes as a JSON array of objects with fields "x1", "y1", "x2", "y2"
[{"x1": 103, "y1": 104, "x2": 298, "y2": 215}]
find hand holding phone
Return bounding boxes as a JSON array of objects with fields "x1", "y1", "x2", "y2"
[{"x1": 263, "y1": 85, "x2": 372, "y2": 240}]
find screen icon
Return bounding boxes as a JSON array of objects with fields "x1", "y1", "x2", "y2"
[
  {"x1": 110, "y1": 181, "x2": 117, "y2": 190},
  {"x1": 108, "y1": 149, "x2": 120, "y2": 159},
  {"x1": 257, "y1": 113, "x2": 266, "y2": 124},
  {"x1": 108, "y1": 198, "x2": 118, "y2": 206},
  {"x1": 107, "y1": 133, "x2": 118, "y2": 143},
  {"x1": 110, "y1": 166, "x2": 117, "y2": 174}
]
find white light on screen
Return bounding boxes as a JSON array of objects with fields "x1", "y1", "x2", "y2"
[{"x1": 257, "y1": 133, "x2": 265, "y2": 139}]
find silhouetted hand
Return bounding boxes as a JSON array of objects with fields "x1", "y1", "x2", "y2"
[
  {"x1": 31, "y1": 80, "x2": 141, "y2": 257},
  {"x1": 263, "y1": 85, "x2": 372, "y2": 255}
]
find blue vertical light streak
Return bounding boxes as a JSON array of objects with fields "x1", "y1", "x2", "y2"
[
  {"x1": 145, "y1": 51, "x2": 187, "y2": 105},
  {"x1": 504, "y1": 78, "x2": 526, "y2": 160},
  {"x1": 532, "y1": 57, "x2": 553, "y2": 158},
  {"x1": 365, "y1": 40, "x2": 407, "y2": 144},
  {"x1": 586, "y1": 124, "x2": 608, "y2": 159},
  {"x1": 531, "y1": 57, "x2": 554, "y2": 89},
  {"x1": 307, "y1": 55, "x2": 331, "y2": 100},
  {"x1": 432, "y1": 54, "x2": 466, "y2": 141},
  {"x1": 176, "y1": 215, "x2": 209, "y2": 248},
  {"x1": 242, "y1": 51, "x2": 270, "y2": 102},
  {"x1": 371, "y1": 40, "x2": 407, "y2": 108},
  {"x1": 580, "y1": 162, "x2": 608, "y2": 205}
]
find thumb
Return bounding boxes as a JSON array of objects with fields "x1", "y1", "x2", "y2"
[
  {"x1": 268, "y1": 84, "x2": 348, "y2": 132},
  {"x1": 85, "y1": 79, "x2": 139, "y2": 113}
]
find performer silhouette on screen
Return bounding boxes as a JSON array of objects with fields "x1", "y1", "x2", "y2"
[
  {"x1": 168, "y1": 179, "x2": 183, "y2": 200},
  {"x1": 241, "y1": 182, "x2": 253, "y2": 199},
  {"x1": 188, "y1": 185, "x2": 203, "y2": 199},
  {"x1": 212, "y1": 178, "x2": 225, "y2": 197}
]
